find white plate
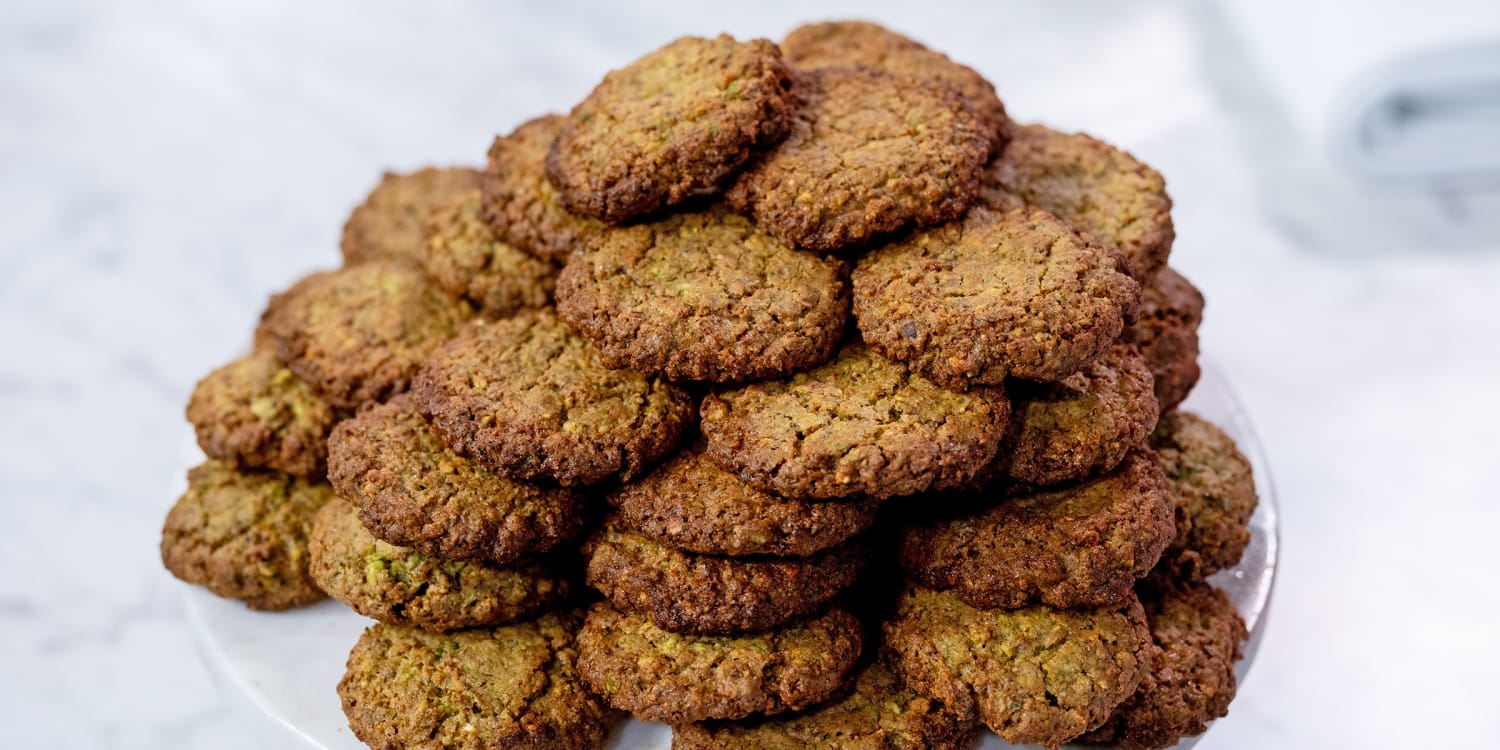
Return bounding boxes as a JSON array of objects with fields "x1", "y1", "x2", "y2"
[{"x1": 182, "y1": 360, "x2": 1279, "y2": 750}]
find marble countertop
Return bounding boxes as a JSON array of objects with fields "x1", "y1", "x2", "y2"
[{"x1": 4, "y1": 1, "x2": 1498, "y2": 748}]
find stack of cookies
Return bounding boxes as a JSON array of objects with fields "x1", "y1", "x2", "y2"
[{"x1": 161, "y1": 19, "x2": 1261, "y2": 750}]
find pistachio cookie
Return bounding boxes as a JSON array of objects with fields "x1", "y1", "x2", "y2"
[
  {"x1": 584, "y1": 519, "x2": 864, "y2": 634},
  {"x1": 186, "y1": 350, "x2": 337, "y2": 477},
  {"x1": 339, "y1": 613, "x2": 619, "y2": 750},
  {"x1": 852, "y1": 206, "x2": 1140, "y2": 389},
  {"x1": 1149, "y1": 411, "x2": 1258, "y2": 579},
  {"x1": 422, "y1": 189, "x2": 556, "y2": 318},
  {"x1": 340, "y1": 166, "x2": 483, "y2": 266},
  {"x1": 782, "y1": 20, "x2": 1010, "y2": 147},
  {"x1": 327, "y1": 395, "x2": 583, "y2": 564},
  {"x1": 901, "y1": 449, "x2": 1174, "y2": 610},
  {"x1": 608, "y1": 444, "x2": 880, "y2": 557},
  {"x1": 673, "y1": 659, "x2": 976, "y2": 750},
  {"x1": 726, "y1": 66, "x2": 990, "y2": 252},
  {"x1": 160, "y1": 460, "x2": 331, "y2": 611},
  {"x1": 884, "y1": 586, "x2": 1154, "y2": 749},
  {"x1": 481, "y1": 114, "x2": 604, "y2": 264},
  {"x1": 578, "y1": 603, "x2": 863, "y2": 724},
  {"x1": 1124, "y1": 267, "x2": 1204, "y2": 413},
  {"x1": 982, "y1": 124, "x2": 1174, "y2": 283},
  {"x1": 1082, "y1": 580, "x2": 1247, "y2": 750},
  {"x1": 996, "y1": 343, "x2": 1159, "y2": 486},
  {"x1": 700, "y1": 342, "x2": 1009, "y2": 500},
  {"x1": 309, "y1": 498, "x2": 570, "y2": 631},
  {"x1": 413, "y1": 311, "x2": 694, "y2": 486},
  {"x1": 258, "y1": 261, "x2": 471, "y2": 408},
  {"x1": 556, "y1": 208, "x2": 848, "y2": 382},
  {"x1": 547, "y1": 35, "x2": 797, "y2": 222}
]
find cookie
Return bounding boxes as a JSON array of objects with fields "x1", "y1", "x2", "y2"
[
  {"x1": 1124, "y1": 267, "x2": 1204, "y2": 414},
  {"x1": 901, "y1": 449, "x2": 1174, "y2": 609},
  {"x1": 725, "y1": 66, "x2": 989, "y2": 252},
  {"x1": 338, "y1": 613, "x2": 619, "y2": 750},
  {"x1": 608, "y1": 444, "x2": 880, "y2": 557},
  {"x1": 852, "y1": 206, "x2": 1140, "y2": 389},
  {"x1": 309, "y1": 497, "x2": 569, "y2": 631},
  {"x1": 160, "y1": 461, "x2": 331, "y2": 611},
  {"x1": 700, "y1": 342, "x2": 1008, "y2": 500},
  {"x1": 1149, "y1": 411, "x2": 1258, "y2": 579},
  {"x1": 672, "y1": 659, "x2": 976, "y2": 750},
  {"x1": 340, "y1": 166, "x2": 483, "y2": 266},
  {"x1": 982, "y1": 124, "x2": 1174, "y2": 283},
  {"x1": 412, "y1": 311, "x2": 694, "y2": 486},
  {"x1": 555, "y1": 208, "x2": 848, "y2": 382},
  {"x1": 577, "y1": 603, "x2": 863, "y2": 724},
  {"x1": 547, "y1": 35, "x2": 797, "y2": 222},
  {"x1": 1082, "y1": 580, "x2": 1247, "y2": 750},
  {"x1": 327, "y1": 395, "x2": 583, "y2": 563},
  {"x1": 584, "y1": 519, "x2": 864, "y2": 635},
  {"x1": 781, "y1": 20, "x2": 1010, "y2": 148},
  {"x1": 258, "y1": 261, "x2": 472, "y2": 409},
  {"x1": 421, "y1": 189, "x2": 557, "y2": 318},
  {"x1": 481, "y1": 114, "x2": 605, "y2": 265},
  {"x1": 995, "y1": 343, "x2": 1159, "y2": 486},
  {"x1": 884, "y1": 585, "x2": 1153, "y2": 749},
  {"x1": 186, "y1": 350, "x2": 338, "y2": 477}
]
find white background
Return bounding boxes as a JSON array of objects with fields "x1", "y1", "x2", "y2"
[{"x1": 3, "y1": 1, "x2": 1499, "y2": 748}]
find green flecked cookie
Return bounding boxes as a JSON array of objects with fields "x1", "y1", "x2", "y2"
[
  {"x1": 186, "y1": 350, "x2": 338, "y2": 478},
  {"x1": 340, "y1": 166, "x2": 483, "y2": 266}
]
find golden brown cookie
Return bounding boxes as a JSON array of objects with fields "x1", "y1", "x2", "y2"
[
  {"x1": 340, "y1": 166, "x2": 483, "y2": 266},
  {"x1": 782, "y1": 20, "x2": 1010, "y2": 148},
  {"x1": 556, "y1": 208, "x2": 848, "y2": 382},
  {"x1": 852, "y1": 206, "x2": 1140, "y2": 389},
  {"x1": 422, "y1": 189, "x2": 556, "y2": 318},
  {"x1": 982, "y1": 124, "x2": 1174, "y2": 283},
  {"x1": 412, "y1": 311, "x2": 695, "y2": 486},
  {"x1": 480, "y1": 114, "x2": 605, "y2": 265},
  {"x1": 547, "y1": 35, "x2": 797, "y2": 222},
  {"x1": 186, "y1": 350, "x2": 338, "y2": 477},
  {"x1": 700, "y1": 342, "x2": 1009, "y2": 500},
  {"x1": 1124, "y1": 267, "x2": 1204, "y2": 414},
  {"x1": 258, "y1": 261, "x2": 471, "y2": 409},
  {"x1": 1149, "y1": 411, "x2": 1258, "y2": 579},
  {"x1": 725, "y1": 67, "x2": 990, "y2": 252}
]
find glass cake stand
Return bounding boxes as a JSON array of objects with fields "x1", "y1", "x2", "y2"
[{"x1": 181, "y1": 359, "x2": 1279, "y2": 750}]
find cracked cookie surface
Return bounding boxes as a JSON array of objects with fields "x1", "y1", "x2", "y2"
[
  {"x1": 853, "y1": 206, "x2": 1139, "y2": 389},
  {"x1": 422, "y1": 189, "x2": 557, "y2": 318},
  {"x1": 556, "y1": 208, "x2": 847, "y2": 382},
  {"x1": 548, "y1": 35, "x2": 797, "y2": 222},
  {"x1": 481, "y1": 114, "x2": 605, "y2": 265},
  {"x1": 186, "y1": 350, "x2": 337, "y2": 478},
  {"x1": 1149, "y1": 411, "x2": 1257, "y2": 579},
  {"x1": 700, "y1": 342, "x2": 1009, "y2": 500},
  {"x1": 340, "y1": 166, "x2": 483, "y2": 266}
]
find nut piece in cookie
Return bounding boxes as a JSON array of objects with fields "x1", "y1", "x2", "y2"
[
  {"x1": 1082, "y1": 579, "x2": 1247, "y2": 750},
  {"x1": 982, "y1": 123, "x2": 1175, "y2": 283},
  {"x1": 422, "y1": 189, "x2": 557, "y2": 318},
  {"x1": 309, "y1": 497, "x2": 569, "y2": 632},
  {"x1": 412, "y1": 311, "x2": 695, "y2": 486},
  {"x1": 901, "y1": 449, "x2": 1174, "y2": 610},
  {"x1": 258, "y1": 261, "x2": 472, "y2": 409},
  {"x1": 1149, "y1": 411, "x2": 1258, "y2": 579},
  {"x1": 584, "y1": 518, "x2": 864, "y2": 635},
  {"x1": 327, "y1": 395, "x2": 583, "y2": 564},
  {"x1": 782, "y1": 19, "x2": 1010, "y2": 149},
  {"x1": 726, "y1": 66, "x2": 990, "y2": 252},
  {"x1": 672, "y1": 658, "x2": 976, "y2": 750},
  {"x1": 340, "y1": 166, "x2": 483, "y2": 266},
  {"x1": 547, "y1": 35, "x2": 797, "y2": 223},
  {"x1": 608, "y1": 443, "x2": 881, "y2": 557},
  {"x1": 996, "y1": 343, "x2": 1159, "y2": 486},
  {"x1": 338, "y1": 613, "x2": 620, "y2": 750},
  {"x1": 1124, "y1": 267, "x2": 1204, "y2": 414},
  {"x1": 577, "y1": 603, "x2": 863, "y2": 724},
  {"x1": 852, "y1": 206, "x2": 1140, "y2": 389},
  {"x1": 160, "y1": 461, "x2": 331, "y2": 611},
  {"x1": 556, "y1": 208, "x2": 848, "y2": 382},
  {"x1": 884, "y1": 585, "x2": 1154, "y2": 749},
  {"x1": 481, "y1": 114, "x2": 605, "y2": 265},
  {"x1": 700, "y1": 342, "x2": 1009, "y2": 501},
  {"x1": 186, "y1": 350, "x2": 338, "y2": 478}
]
